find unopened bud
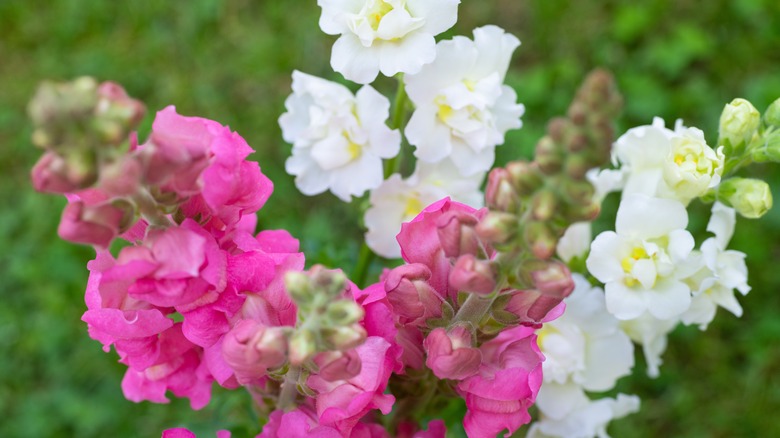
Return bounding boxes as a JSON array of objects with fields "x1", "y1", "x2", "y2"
[
  {"x1": 288, "y1": 329, "x2": 317, "y2": 366},
  {"x1": 485, "y1": 168, "x2": 520, "y2": 212},
  {"x1": 449, "y1": 254, "x2": 496, "y2": 295},
  {"x1": 528, "y1": 260, "x2": 575, "y2": 299},
  {"x1": 535, "y1": 136, "x2": 564, "y2": 174},
  {"x1": 58, "y1": 199, "x2": 128, "y2": 247},
  {"x1": 719, "y1": 98, "x2": 760, "y2": 152},
  {"x1": 99, "y1": 155, "x2": 142, "y2": 197},
  {"x1": 717, "y1": 177, "x2": 772, "y2": 219},
  {"x1": 505, "y1": 289, "x2": 565, "y2": 325},
  {"x1": 284, "y1": 272, "x2": 312, "y2": 304},
  {"x1": 313, "y1": 350, "x2": 362, "y2": 381},
  {"x1": 324, "y1": 300, "x2": 364, "y2": 326},
  {"x1": 310, "y1": 266, "x2": 348, "y2": 299},
  {"x1": 765, "y1": 98, "x2": 780, "y2": 127},
  {"x1": 524, "y1": 221, "x2": 559, "y2": 259},
  {"x1": 437, "y1": 210, "x2": 481, "y2": 258},
  {"x1": 505, "y1": 161, "x2": 543, "y2": 195},
  {"x1": 475, "y1": 212, "x2": 518, "y2": 245},
  {"x1": 321, "y1": 325, "x2": 367, "y2": 352},
  {"x1": 564, "y1": 153, "x2": 591, "y2": 179},
  {"x1": 531, "y1": 189, "x2": 558, "y2": 221},
  {"x1": 31, "y1": 151, "x2": 94, "y2": 194},
  {"x1": 385, "y1": 263, "x2": 443, "y2": 325}
]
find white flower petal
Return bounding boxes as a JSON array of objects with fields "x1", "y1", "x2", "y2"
[
  {"x1": 615, "y1": 194, "x2": 688, "y2": 239},
  {"x1": 331, "y1": 34, "x2": 381, "y2": 84}
]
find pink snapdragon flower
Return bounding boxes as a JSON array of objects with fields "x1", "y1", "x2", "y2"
[
  {"x1": 424, "y1": 326, "x2": 482, "y2": 380},
  {"x1": 457, "y1": 326, "x2": 544, "y2": 437}
]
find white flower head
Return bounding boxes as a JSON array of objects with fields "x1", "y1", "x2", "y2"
[
  {"x1": 556, "y1": 222, "x2": 593, "y2": 263},
  {"x1": 537, "y1": 274, "x2": 634, "y2": 392},
  {"x1": 281, "y1": 71, "x2": 401, "y2": 202},
  {"x1": 620, "y1": 313, "x2": 679, "y2": 378},
  {"x1": 530, "y1": 383, "x2": 640, "y2": 438},
  {"x1": 318, "y1": 0, "x2": 460, "y2": 84},
  {"x1": 404, "y1": 25, "x2": 525, "y2": 176},
  {"x1": 586, "y1": 194, "x2": 697, "y2": 321},
  {"x1": 364, "y1": 160, "x2": 483, "y2": 258},
  {"x1": 612, "y1": 118, "x2": 724, "y2": 205},
  {"x1": 681, "y1": 202, "x2": 750, "y2": 330}
]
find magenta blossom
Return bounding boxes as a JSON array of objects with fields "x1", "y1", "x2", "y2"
[
  {"x1": 424, "y1": 326, "x2": 482, "y2": 380},
  {"x1": 457, "y1": 326, "x2": 544, "y2": 438}
]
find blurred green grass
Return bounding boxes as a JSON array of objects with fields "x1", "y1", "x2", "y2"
[{"x1": 1, "y1": 0, "x2": 779, "y2": 436}]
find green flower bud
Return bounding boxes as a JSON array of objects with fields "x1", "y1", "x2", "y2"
[
  {"x1": 765, "y1": 98, "x2": 780, "y2": 127},
  {"x1": 475, "y1": 212, "x2": 518, "y2": 245},
  {"x1": 719, "y1": 98, "x2": 760, "y2": 154},
  {"x1": 324, "y1": 300, "x2": 365, "y2": 326},
  {"x1": 288, "y1": 329, "x2": 317, "y2": 366},
  {"x1": 284, "y1": 271, "x2": 313, "y2": 304},
  {"x1": 717, "y1": 177, "x2": 773, "y2": 219},
  {"x1": 321, "y1": 325, "x2": 367, "y2": 352}
]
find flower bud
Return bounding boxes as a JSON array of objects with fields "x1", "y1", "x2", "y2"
[
  {"x1": 284, "y1": 272, "x2": 312, "y2": 304},
  {"x1": 719, "y1": 98, "x2": 760, "y2": 152},
  {"x1": 310, "y1": 266, "x2": 348, "y2": 299},
  {"x1": 475, "y1": 212, "x2": 518, "y2": 245},
  {"x1": 31, "y1": 151, "x2": 92, "y2": 194},
  {"x1": 385, "y1": 264, "x2": 443, "y2": 325},
  {"x1": 528, "y1": 260, "x2": 575, "y2": 299},
  {"x1": 535, "y1": 136, "x2": 564, "y2": 174},
  {"x1": 312, "y1": 350, "x2": 362, "y2": 381},
  {"x1": 504, "y1": 161, "x2": 543, "y2": 195},
  {"x1": 222, "y1": 320, "x2": 288, "y2": 384},
  {"x1": 765, "y1": 98, "x2": 780, "y2": 127},
  {"x1": 424, "y1": 326, "x2": 482, "y2": 380},
  {"x1": 717, "y1": 177, "x2": 773, "y2": 219},
  {"x1": 94, "y1": 81, "x2": 145, "y2": 145},
  {"x1": 58, "y1": 199, "x2": 130, "y2": 247},
  {"x1": 485, "y1": 168, "x2": 520, "y2": 212},
  {"x1": 437, "y1": 210, "x2": 481, "y2": 258},
  {"x1": 288, "y1": 328, "x2": 317, "y2": 366},
  {"x1": 321, "y1": 325, "x2": 367, "y2": 352},
  {"x1": 531, "y1": 189, "x2": 558, "y2": 221},
  {"x1": 449, "y1": 254, "x2": 496, "y2": 295},
  {"x1": 524, "y1": 221, "x2": 559, "y2": 259},
  {"x1": 324, "y1": 300, "x2": 364, "y2": 326},
  {"x1": 504, "y1": 289, "x2": 566, "y2": 325}
]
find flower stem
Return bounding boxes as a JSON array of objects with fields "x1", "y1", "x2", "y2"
[
  {"x1": 351, "y1": 242, "x2": 376, "y2": 288},
  {"x1": 277, "y1": 366, "x2": 301, "y2": 412},
  {"x1": 384, "y1": 75, "x2": 409, "y2": 179},
  {"x1": 450, "y1": 292, "x2": 498, "y2": 327}
]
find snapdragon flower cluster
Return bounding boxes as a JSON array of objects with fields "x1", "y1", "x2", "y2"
[
  {"x1": 28, "y1": 2, "x2": 780, "y2": 437},
  {"x1": 281, "y1": 0, "x2": 525, "y2": 259}
]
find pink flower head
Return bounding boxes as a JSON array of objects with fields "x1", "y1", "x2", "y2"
[
  {"x1": 505, "y1": 290, "x2": 567, "y2": 325},
  {"x1": 121, "y1": 323, "x2": 214, "y2": 410},
  {"x1": 308, "y1": 337, "x2": 396, "y2": 435},
  {"x1": 259, "y1": 408, "x2": 342, "y2": 438},
  {"x1": 424, "y1": 326, "x2": 482, "y2": 380},
  {"x1": 457, "y1": 326, "x2": 544, "y2": 438},
  {"x1": 161, "y1": 428, "x2": 196, "y2": 438},
  {"x1": 115, "y1": 219, "x2": 227, "y2": 308},
  {"x1": 384, "y1": 263, "x2": 444, "y2": 326},
  {"x1": 397, "y1": 198, "x2": 482, "y2": 301},
  {"x1": 313, "y1": 350, "x2": 362, "y2": 382},
  {"x1": 221, "y1": 319, "x2": 288, "y2": 385}
]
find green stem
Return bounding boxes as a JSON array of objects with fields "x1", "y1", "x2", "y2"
[
  {"x1": 351, "y1": 242, "x2": 376, "y2": 288},
  {"x1": 384, "y1": 76, "x2": 409, "y2": 179},
  {"x1": 277, "y1": 366, "x2": 301, "y2": 412},
  {"x1": 450, "y1": 292, "x2": 498, "y2": 327}
]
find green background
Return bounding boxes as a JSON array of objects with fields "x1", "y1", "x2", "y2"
[{"x1": 1, "y1": 0, "x2": 779, "y2": 436}]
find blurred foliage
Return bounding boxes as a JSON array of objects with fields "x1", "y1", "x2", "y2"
[{"x1": 1, "y1": 0, "x2": 779, "y2": 436}]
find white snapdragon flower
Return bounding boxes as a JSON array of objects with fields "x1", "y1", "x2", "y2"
[
  {"x1": 586, "y1": 194, "x2": 697, "y2": 320},
  {"x1": 404, "y1": 25, "x2": 525, "y2": 176},
  {"x1": 537, "y1": 274, "x2": 634, "y2": 391},
  {"x1": 281, "y1": 71, "x2": 400, "y2": 202},
  {"x1": 620, "y1": 313, "x2": 679, "y2": 378},
  {"x1": 528, "y1": 391, "x2": 640, "y2": 438},
  {"x1": 681, "y1": 202, "x2": 750, "y2": 329},
  {"x1": 364, "y1": 161, "x2": 483, "y2": 258},
  {"x1": 608, "y1": 118, "x2": 725, "y2": 204},
  {"x1": 318, "y1": 0, "x2": 460, "y2": 84}
]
